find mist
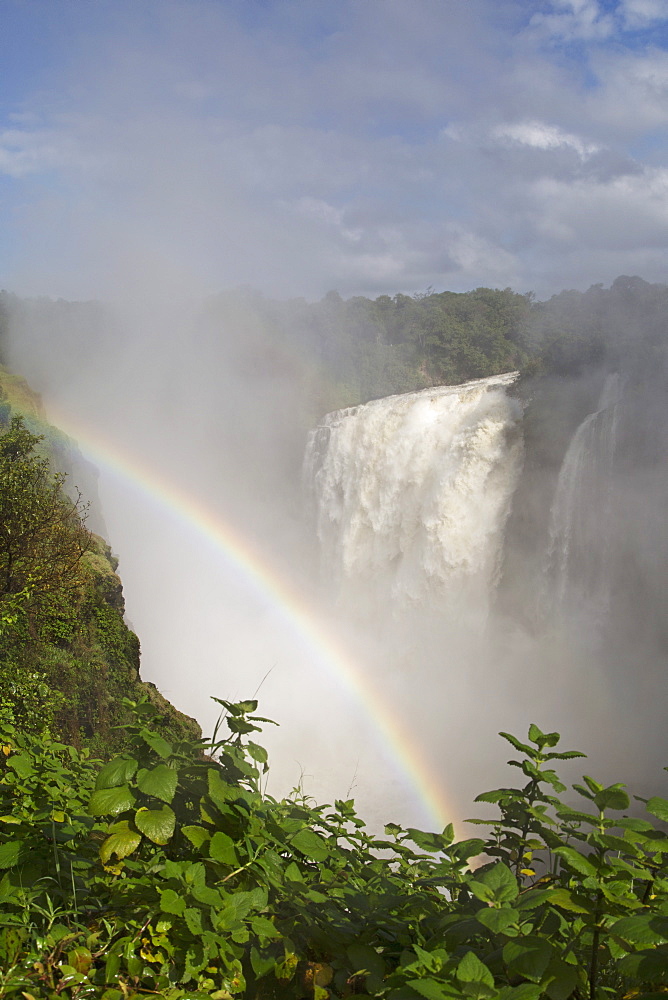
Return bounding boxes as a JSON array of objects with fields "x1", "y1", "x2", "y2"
[
  {"x1": 3, "y1": 0, "x2": 668, "y2": 830},
  {"x1": 6, "y1": 277, "x2": 668, "y2": 833}
]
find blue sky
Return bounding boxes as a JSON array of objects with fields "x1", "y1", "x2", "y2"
[{"x1": 2, "y1": 0, "x2": 668, "y2": 300}]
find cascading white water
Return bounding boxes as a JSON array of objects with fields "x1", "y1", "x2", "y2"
[
  {"x1": 304, "y1": 372, "x2": 524, "y2": 621},
  {"x1": 543, "y1": 374, "x2": 623, "y2": 625}
]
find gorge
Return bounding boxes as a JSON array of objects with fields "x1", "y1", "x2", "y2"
[{"x1": 2, "y1": 278, "x2": 668, "y2": 830}]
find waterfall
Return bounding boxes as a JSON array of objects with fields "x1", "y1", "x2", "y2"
[
  {"x1": 543, "y1": 374, "x2": 622, "y2": 626},
  {"x1": 304, "y1": 372, "x2": 524, "y2": 621}
]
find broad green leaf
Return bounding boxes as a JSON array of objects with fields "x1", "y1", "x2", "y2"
[
  {"x1": 139, "y1": 729, "x2": 172, "y2": 759},
  {"x1": 209, "y1": 830, "x2": 239, "y2": 865},
  {"x1": 407, "y1": 828, "x2": 448, "y2": 852},
  {"x1": 555, "y1": 805, "x2": 598, "y2": 825},
  {"x1": 647, "y1": 796, "x2": 668, "y2": 823},
  {"x1": 468, "y1": 881, "x2": 494, "y2": 904},
  {"x1": 223, "y1": 699, "x2": 258, "y2": 716},
  {"x1": 408, "y1": 979, "x2": 454, "y2": 1000},
  {"x1": 136, "y1": 763, "x2": 178, "y2": 803},
  {"x1": 216, "y1": 890, "x2": 257, "y2": 930},
  {"x1": 275, "y1": 952, "x2": 299, "y2": 981},
  {"x1": 207, "y1": 768, "x2": 236, "y2": 808},
  {"x1": 451, "y1": 838, "x2": 486, "y2": 861},
  {"x1": 88, "y1": 784, "x2": 135, "y2": 817},
  {"x1": 190, "y1": 880, "x2": 222, "y2": 907},
  {"x1": 95, "y1": 757, "x2": 138, "y2": 790},
  {"x1": 134, "y1": 805, "x2": 176, "y2": 844},
  {"x1": 457, "y1": 950, "x2": 495, "y2": 987},
  {"x1": 247, "y1": 741, "x2": 268, "y2": 764},
  {"x1": 619, "y1": 945, "x2": 668, "y2": 981},
  {"x1": 291, "y1": 828, "x2": 330, "y2": 862},
  {"x1": 6, "y1": 752, "x2": 34, "y2": 779},
  {"x1": 250, "y1": 945, "x2": 275, "y2": 979},
  {"x1": 474, "y1": 788, "x2": 511, "y2": 804},
  {"x1": 544, "y1": 958, "x2": 580, "y2": 1000},
  {"x1": 132, "y1": 701, "x2": 159, "y2": 718},
  {"x1": 476, "y1": 906, "x2": 519, "y2": 933},
  {"x1": 58, "y1": 964, "x2": 86, "y2": 986},
  {"x1": 284, "y1": 861, "x2": 304, "y2": 881},
  {"x1": 473, "y1": 862, "x2": 518, "y2": 902},
  {"x1": 442, "y1": 823, "x2": 455, "y2": 844},
  {"x1": 348, "y1": 944, "x2": 386, "y2": 979},
  {"x1": 610, "y1": 915, "x2": 668, "y2": 948},
  {"x1": 413, "y1": 942, "x2": 448, "y2": 972},
  {"x1": 503, "y1": 937, "x2": 553, "y2": 982},
  {"x1": 617, "y1": 816, "x2": 655, "y2": 832},
  {"x1": 553, "y1": 846, "x2": 597, "y2": 878},
  {"x1": 0, "y1": 840, "x2": 22, "y2": 868},
  {"x1": 182, "y1": 825, "x2": 211, "y2": 849},
  {"x1": 527, "y1": 723, "x2": 545, "y2": 744},
  {"x1": 99, "y1": 821, "x2": 141, "y2": 863},
  {"x1": 528, "y1": 724, "x2": 560, "y2": 749},
  {"x1": 160, "y1": 888, "x2": 185, "y2": 915},
  {"x1": 306, "y1": 889, "x2": 329, "y2": 903},
  {"x1": 248, "y1": 885, "x2": 268, "y2": 909},
  {"x1": 594, "y1": 785, "x2": 629, "y2": 812},
  {"x1": 185, "y1": 907, "x2": 203, "y2": 935},
  {"x1": 251, "y1": 916, "x2": 282, "y2": 942},
  {"x1": 67, "y1": 946, "x2": 93, "y2": 974},
  {"x1": 226, "y1": 716, "x2": 256, "y2": 735},
  {"x1": 598, "y1": 832, "x2": 638, "y2": 854},
  {"x1": 497, "y1": 986, "x2": 542, "y2": 1000},
  {"x1": 545, "y1": 888, "x2": 591, "y2": 914},
  {"x1": 0, "y1": 873, "x2": 16, "y2": 901}
]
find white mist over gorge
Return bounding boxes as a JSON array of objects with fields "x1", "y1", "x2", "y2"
[
  {"x1": 2, "y1": 1, "x2": 668, "y2": 830},
  {"x1": 6, "y1": 280, "x2": 668, "y2": 830}
]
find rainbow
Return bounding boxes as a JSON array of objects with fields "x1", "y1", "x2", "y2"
[{"x1": 35, "y1": 405, "x2": 456, "y2": 832}]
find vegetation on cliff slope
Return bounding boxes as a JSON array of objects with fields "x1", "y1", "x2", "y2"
[{"x1": 0, "y1": 398, "x2": 198, "y2": 749}]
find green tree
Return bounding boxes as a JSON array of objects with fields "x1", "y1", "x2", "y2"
[{"x1": 0, "y1": 417, "x2": 91, "y2": 633}]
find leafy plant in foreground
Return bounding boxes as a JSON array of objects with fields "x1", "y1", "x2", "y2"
[{"x1": 1, "y1": 707, "x2": 668, "y2": 999}]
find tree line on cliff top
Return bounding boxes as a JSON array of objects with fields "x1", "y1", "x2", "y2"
[{"x1": 3, "y1": 276, "x2": 668, "y2": 422}]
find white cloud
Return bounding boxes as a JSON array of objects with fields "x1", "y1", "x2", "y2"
[
  {"x1": 528, "y1": 0, "x2": 615, "y2": 41},
  {"x1": 0, "y1": 127, "x2": 87, "y2": 178},
  {"x1": 291, "y1": 197, "x2": 363, "y2": 243},
  {"x1": 3, "y1": 0, "x2": 668, "y2": 301},
  {"x1": 532, "y1": 166, "x2": 668, "y2": 248},
  {"x1": 587, "y1": 48, "x2": 668, "y2": 130},
  {"x1": 619, "y1": 0, "x2": 668, "y2": 27},
  {"x1": 492, "y1": 120, "x2": 600, "y2": 159}
]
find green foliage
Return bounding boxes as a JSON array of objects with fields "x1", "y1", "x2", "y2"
[
  {"x1": 0, "y1": 415, "x2": 199, "y2": 751},
  {"x1": 0, "y1": 705, "x2": 667, "y2": 998},
  {"x1": 0, "y1": 415, "x2": 91, "y2": 625},
  {"x1": 203, "y1": 285, "x2": 532, "y2": 425}
]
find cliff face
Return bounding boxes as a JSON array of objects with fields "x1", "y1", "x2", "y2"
[{"x1": 0, "y1": 367, "x2": 200, "y2": 751}]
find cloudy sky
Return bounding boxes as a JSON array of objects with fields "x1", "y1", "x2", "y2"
[{"x1": 2, "y1": 0, "x2": 668, "y2": 301}]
